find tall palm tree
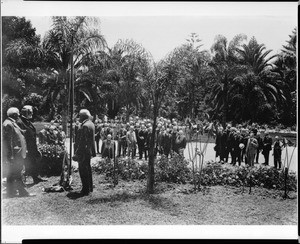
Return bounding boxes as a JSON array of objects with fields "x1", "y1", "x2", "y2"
[
  {"x1": 229, "y1": 71, "x2": 285, "y2": 123},
  {"x1": 237, "y1": 36, "x2": 277, "y2": 75},
  {"x1": 41, "y1": 16, "x2": 106, "y2": 129},
  {"x1": 229, "y1": 37, "x2": 285, "y2": 123},
  {"x1": 209, "y1": 34, "x2": 247, "y2": 126},
  {"x1": 95, "y1": 39, "x2": 152, "y2": 119},
  {"x1": 272, "y1": 28, "x2": 297, "y2": 125}
]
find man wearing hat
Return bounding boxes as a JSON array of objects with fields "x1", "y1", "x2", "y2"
[
  {"x1": 16, "y1": 105, "x2": 44, "y2": 184},
  {"x1": 3, "y1": 107, "x2": 34, "y2": 197}
]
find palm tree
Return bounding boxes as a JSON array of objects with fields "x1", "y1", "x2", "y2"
[
  {"x1": 229, "y1": 37, "x2": 286, "y2": 123},
  {"x1": 144, "y1": 53, "x2": 179, "y2": 194},
  {"x1": 272, "y1": 28, "x2": 297, "y2": 125},
  {"x1": 41, "y1": 16, "x2": 106, "y2": 130},
  {"x1": 237, "y1": 36, "x2": 277, "y2": 75},
  {"x1": 209, "y1": 34, "x2": 247, "y2": 126},
  {"x1": 229, "y1": 71, "x2": 285, "y2": 123},
  {"x1": 95, "y1": 39, "x2": 152, "y2": 119}
]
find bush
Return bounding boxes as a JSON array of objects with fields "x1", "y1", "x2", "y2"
[
  {"x1": 92, "y1": 158, "x2": 148, "y2": 181},
  {"x1": 91, "y1": 156, "x2": 297, "y2": 192},
  {"x1": 155, "y1": 154, "x2": 191, "y2": 184},
  {"x1": 197, "y1": 161, "x2": 297, "y2": 191}
]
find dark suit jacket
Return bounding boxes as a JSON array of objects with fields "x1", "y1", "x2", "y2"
[
  {"x1": 16, "y1": 116, "x2": 38, "y2": 156},
  {"x1": 2, "y1": 117, "x2": 27, "y2": 160},
  {"x1": 263, "y1": 137, "x2": 272, "y2": 152},
  {"x1": 74, "y1": 119, "x2": 96, "y2": 159}
]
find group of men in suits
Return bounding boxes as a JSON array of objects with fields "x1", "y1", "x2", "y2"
[
  {"x1": 2, "y1": 106, "x2": 44, "y2": 198},
  {"x1": 93, "y1": 119, "x2": 187, "y2": 160},
  {"x1": 214, "y1": 124, "x2": 284, "y2": 168}
]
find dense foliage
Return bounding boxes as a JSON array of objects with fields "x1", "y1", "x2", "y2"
[{"x1": 2, "y1": 16, "x2": 296, "y2": 128}]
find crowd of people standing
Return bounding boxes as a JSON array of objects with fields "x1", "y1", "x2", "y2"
[
  {"x1": 76, "y1": 116, "x2": 188, "y2": 161},
  {"x1": 214, "y1": 123, "x2": 286, "y2": 169},
  {"x1": 3, "y1": 105, "x2": 289, "y2": 198}
]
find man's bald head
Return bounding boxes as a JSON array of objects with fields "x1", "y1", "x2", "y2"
[
  {"x1": 7, "y1": 107, "x2": 20, "y2": 120},
  {"x1": 79, "y1": 109, "x2": 91, "y2": 122}
]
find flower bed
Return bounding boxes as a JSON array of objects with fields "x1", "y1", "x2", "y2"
[
  {"x1": 198, "y1": 161, "x2": 297, "y2": 191},
  {"x1": 91, "y1": 156, "x2": 297, "y2": 192}
]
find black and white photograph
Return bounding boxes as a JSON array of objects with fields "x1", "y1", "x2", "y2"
[{"x1": 1, "y1": 0, "x2": 298, "y2": 242}]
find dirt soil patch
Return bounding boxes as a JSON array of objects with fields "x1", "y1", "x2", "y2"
[{"x1": 2, "y1": 172, "x2": 297, "y2": 225}]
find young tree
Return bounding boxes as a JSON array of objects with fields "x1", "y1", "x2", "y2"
[{"x1": 143, "y1": 53, "x2": 179, "y2": 194}]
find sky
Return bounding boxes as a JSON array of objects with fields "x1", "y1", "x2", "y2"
[{"x1": 2, "y1": 1, "x2": 297, "y2": 62}]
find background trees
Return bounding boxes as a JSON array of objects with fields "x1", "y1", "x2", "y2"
[
  {"x1": 208, "y1": 34, "x2": 247, "y2": 126},
  {"x1": 2, "y1": 17, "x2": 43, "y2": 121},
  {"x1": 2, "y1": 16, "x2": 296, "y2": 129}
]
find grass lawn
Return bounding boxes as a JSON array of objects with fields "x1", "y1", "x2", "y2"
[{"x1": 2, "y1": 171, "x2": 297, "y2": 225}]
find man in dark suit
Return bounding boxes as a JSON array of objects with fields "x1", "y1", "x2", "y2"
[
  {"x1": 161, "y1": 128, "x2": 172, "y2": 158},
  {"x1": 16, "y1": 105, "x2": 44, "y2": 184},
  {"x1": 117, "y1": 124, "x2": 127, "y2": 157},
  {"x1": 3, "y1": 107, "x2": 34, "y2": 197},
  {"x1": 137, "y1": 125, "x2": 147, "y2": 160},
  {"x1": 73, "y1": 109, "x2": 96, "y2": 196},
  {"x1": 262, "y1": 131, "x2": 272, "y2": 165}
]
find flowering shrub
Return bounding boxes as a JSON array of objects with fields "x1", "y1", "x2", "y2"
[
  {"x1": 92, "y1": 158, "x2": 148, "y2": 181},
  {"x1": 38, "y1": 144, "x2": 65, "y2": 159},
  {"x1": 92, "y1": 157, "x2": 297, "y2": 192},
  {"x1": 38, "y1": 144, "x2": 66, "y2": 176},
  {"x1": 197, "y1": 161, "x2": 297, "y2": 191}
]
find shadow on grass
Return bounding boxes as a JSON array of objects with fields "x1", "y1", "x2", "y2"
[
  {"x1": 66, "y1": 191, "x2": 87, "y2": 200},
  {"x1": 86, "y1": 190, "x2": 179, "y2": 214}
]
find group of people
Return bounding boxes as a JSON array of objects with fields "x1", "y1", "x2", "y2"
[
  {"x1": 3, "y1": 106, "x2": 289, "y2": 198},
  {"x1": 2, "y1": 106, "x2": 45, "y2": 198},
  {"x1": 214, "y1": 123, "x2": 286, "y2": 169},
  {"x1": 75, "y1": 116, "x2": 187, "y2": 161}
]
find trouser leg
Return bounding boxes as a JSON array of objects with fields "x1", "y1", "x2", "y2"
[
  {"x1": 138, "y1": 143, "x2": 143, "y2": 159},
  {"x1": 95, "y1": 138, "x2": 100, "y2": 153},
  {"x1": 118, "y1": 141, "x2": 122, "y2": 157},
  {"x1": 255, "y1": 149, "x2": 260, "y2": 163},
  {"x1": 264, "y1": 152, "x2": 269, "y2": 165},
  {"x1": 79, "y1": 158, "x2": 90, "y2": 193},
  {"x1": 122, "y1": 143, "x2": 127, "y2": 157}
]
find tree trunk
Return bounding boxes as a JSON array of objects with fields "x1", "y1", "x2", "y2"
[
  {"x1": 147, "y1": 103, "x2": 158, "y2": 194},
  {"x1": 62, "y1": 107, "x2": 68, "y2": 135}
]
